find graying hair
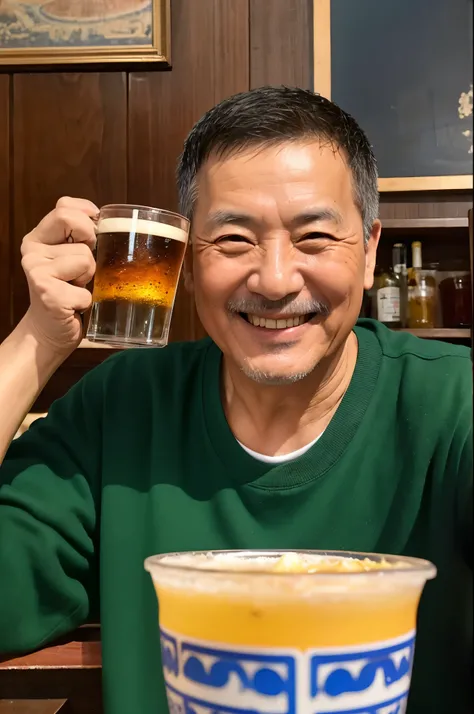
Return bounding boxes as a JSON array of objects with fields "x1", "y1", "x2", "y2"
[{"x1": 177, "y1": 86, "x2": 379, "y2": 244}]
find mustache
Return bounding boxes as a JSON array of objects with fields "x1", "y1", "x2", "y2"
[{"x1": 226, "y1": 295, "x2": 331, "y2": 317}]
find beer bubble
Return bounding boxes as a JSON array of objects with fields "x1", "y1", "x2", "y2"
[{"x1": 92, "y1": 226, "x2": 187, "y2": 308}]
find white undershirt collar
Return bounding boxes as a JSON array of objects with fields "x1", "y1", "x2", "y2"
[{"x1": 236, "y1": 432, "x2": 323, "y2": 464}]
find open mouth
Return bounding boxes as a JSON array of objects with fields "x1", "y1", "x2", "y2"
[{"x1": 239, "y1": 313, "x2": 315, "y2": 329}]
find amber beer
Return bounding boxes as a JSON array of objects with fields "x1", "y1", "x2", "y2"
[{"x1": 87, "y1": 206, "x2": 189, "y2": 347}]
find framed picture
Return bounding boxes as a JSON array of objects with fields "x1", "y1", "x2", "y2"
[
  {"x1": 0, "y1": 0, "x2": 170, "y2": 66},
  {"x1": 313, "y1": 0, "x2": 473, "y2": 192}
]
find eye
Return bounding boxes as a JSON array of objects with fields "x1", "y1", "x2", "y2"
[
  {"x1": 297, "y1": 231, "x2": 333, "y2": 242},
  {"x1": 216, "y1": 234, "x2": 252, "y2": 244},
  {"x1": 214, "y1": 234, "x2": 254, "y2": 253}
]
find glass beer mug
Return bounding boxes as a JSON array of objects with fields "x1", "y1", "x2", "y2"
[{"x1": 86, "y1": 204, "x2": 190, "y2": 348}]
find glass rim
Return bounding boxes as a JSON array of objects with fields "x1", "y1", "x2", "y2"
[
  {"x1": 99, "y1": 203, "x2": 190, "y2": 226},
  {"x1": 144, "y1": 549, "x2": 436, "y2": 578}
]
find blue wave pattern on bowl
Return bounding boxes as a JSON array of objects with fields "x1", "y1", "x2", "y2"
[{"x1": 159, "y1": 627, "x2": 415, "y2": 714}]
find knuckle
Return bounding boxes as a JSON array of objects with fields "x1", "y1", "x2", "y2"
[
  {"x1": 80, "y1": 289, "x2": 93, "y2": 308},
  {"x1": 30, "y1": 272, "x2": 50, "y2": 299},
  {"x1": 88, "y1": 263, "x2": 96, "y2": 280},
  {"x1": 28, "y1": 264, "x2": 46, "y2": 285},
  {"x1": 76, "y1": 241, "x2": 93, "y2": 257},
  {"x1": 54, "y1": 206, "x2": 70, "y2": 225},
  {"x1": 21, "y1": 237, "x2": 43, "y2": 256},
  {"x1": 86, "y1": 251, "x2": 96, "y2": 270},
  {"x1": 21, "y1": 232, "x2": 35, "y2": 254},
  {"x1": 21, "y1": 252, "x2": 38, "y2": 273},
  {"x1": 55, "y1": 196, "x2": 72, "y2": 209},
  {"x1": 20, "y1": 241, "x2": 27, "y2": 257},
  {"x1": 76, "y1": 254, "x2": 92, "y2": 272}
]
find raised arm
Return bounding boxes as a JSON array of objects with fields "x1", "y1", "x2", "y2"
[
  {"x1": 0, "y1": 196, "x2": 98, "y2": 462},
  {"x1": 0, "y1": 196, "x2": 103, "y2": 654}
]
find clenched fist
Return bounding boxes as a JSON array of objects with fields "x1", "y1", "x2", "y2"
[{"x1": 21, "y1": 196, "x2": 98, "y2": 355}]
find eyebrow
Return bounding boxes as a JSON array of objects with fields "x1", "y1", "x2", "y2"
[
  {"x1": 203, "y1": 210, "x2": 256, "y2": 232},
  {"x1": 289, "y1": 207, "x2": 344, "y2": 228},
  {"x1": 203, "y1": 207, "x2": 344, "y2": 232}
]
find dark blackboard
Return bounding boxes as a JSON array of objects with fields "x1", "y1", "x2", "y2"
[{"x1": 329, "y1": 0, "x2": 473, "y2": 187}]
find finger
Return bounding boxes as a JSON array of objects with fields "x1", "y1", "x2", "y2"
[
  {"x1": 41, "y1": 280, "x2": 93, "y2": 314},
  {"x1": 50, "y1": 254, "x2": 96, "y2": 285},
  {"x1": 55, "y1": 196, "x2": 100, "y2": 217},
  {"x1": 70, "y1": 271, "x2": 95, "y2": 289},
  {"x1": 23, "y1": 207, "x2": 97, "y2": 248},
  {"x1": 22, "y1": 240, "x2": 94, "y2": 262},
  {"x1": 28, "y1": 254, "x2": 95, "y2": 286}
]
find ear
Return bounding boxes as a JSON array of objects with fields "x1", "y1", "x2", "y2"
[
  {"x1": 183, "y1": 242, "x2": 194, "y2": 294},
  {"x1": 363, "y1": 219, "x2": 381, "y2": 291}
]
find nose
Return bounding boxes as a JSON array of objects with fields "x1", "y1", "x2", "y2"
[{"x1": 246, "y1": 235, "x2": 305, "y2": 300}]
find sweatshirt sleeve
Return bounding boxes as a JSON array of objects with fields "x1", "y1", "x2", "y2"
[{"x1": 0, "y1": 365, "x2": 104, "y2": 655}]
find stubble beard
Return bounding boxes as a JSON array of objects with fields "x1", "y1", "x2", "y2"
[{"x1": 239, "y1": 354, "x2": 317, "y2": 386}]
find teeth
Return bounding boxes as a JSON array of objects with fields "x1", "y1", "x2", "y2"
[{"x1": 247, "y1": 314, "x2": 307, "y2": 329}]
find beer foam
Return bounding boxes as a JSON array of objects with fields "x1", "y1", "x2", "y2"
[{"x1": 97, "y1": 216, "x2": 188, "y2": 243}]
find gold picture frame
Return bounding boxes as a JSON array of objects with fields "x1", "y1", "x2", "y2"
[
  {"x1": 313, "y1": 0, "x2": 473, "y2": 192},
  {"x1": 0, "y1": 0, "x2": 171, "y2": 66}
]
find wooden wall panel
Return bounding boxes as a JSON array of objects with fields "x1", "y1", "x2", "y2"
[
  {"x1": 250, "y1": 0, "x2": 313, "y2": 89},
  {"x1": 12, "y1": 73, "x2": 127, "y2": 325},
  {"x1": 0, "y1": 77, "x2": 11, "y2": 343},
  {"x1": 128, "y1": 0, "x2": 249, "y2": 343}
]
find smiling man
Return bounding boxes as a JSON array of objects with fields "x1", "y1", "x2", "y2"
[{"x1": 0, "y1": 87, "x2": 472, "y2": 714}]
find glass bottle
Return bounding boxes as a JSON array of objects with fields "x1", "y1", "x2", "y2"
[
  {"x1": 407, "y1": 241, "x2": 436, "y2": 329},
  {"x1": 376, "y1": 261, "x2": 401, "y2": 328},
  {"x1": 392, "y1": 243, "x2": 408, "y2": 328}
]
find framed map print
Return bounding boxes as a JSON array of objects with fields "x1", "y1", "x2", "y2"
[
  {"x1": 0, "y1": 0, "x2": 170, "y2": 66},
  {"x1": 313, "y1": 0, "x2": 473, "y2": 191}
]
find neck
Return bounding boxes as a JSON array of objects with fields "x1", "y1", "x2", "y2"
[{"x1": 221, "y1": 331, "x2": 358, "y2": 456}]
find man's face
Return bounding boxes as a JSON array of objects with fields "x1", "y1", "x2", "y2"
[{"x1": 187, "y1": 140, "x2": 380, "y2": 384}]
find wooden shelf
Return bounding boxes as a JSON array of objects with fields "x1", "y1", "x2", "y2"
[
  {"x1": 393, "y1": 328, "x2": 471, "y2": 339},
  {"x1": 0, "y1": 625, "x2": 101, "y2": 671},
  {"x1": 381, "y1": 217, "x2": 468, "y2": 234}
]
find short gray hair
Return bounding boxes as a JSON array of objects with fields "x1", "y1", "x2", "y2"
[{"x1": 177, "y1": 86, "x2": 379, "y2": 243}]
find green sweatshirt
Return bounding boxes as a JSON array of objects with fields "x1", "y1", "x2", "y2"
[{"x1": 0, "y1": 319, "x2": 471, "y2": 714}]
